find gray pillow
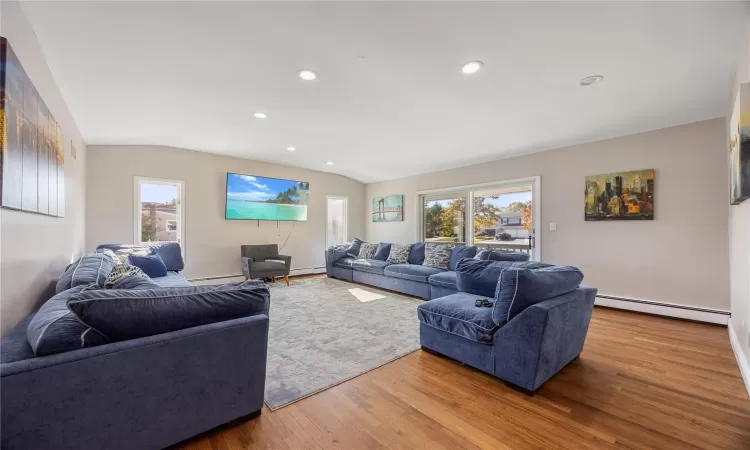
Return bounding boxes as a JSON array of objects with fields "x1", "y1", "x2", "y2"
[
  {"x1": 67, "y1": 281, "x2": 271, "y2": 341},
  {"x1": 56, "y1": 252, "x2": 118, "y2": 294},
  {"x1": 357, "y1": 242, "x2": 377, "y2": 260},
  {"x1": 422, "y1": 243, "x2": 455, "y2": 270},
  {"x1": 27, "y1": 285, "x2": 109, "y2": 356},
  {"x1": 105, "y1": 264, "x2": 162, "y2": 290},
  {"x1": 387, "y1": 244, "x2": 412, "y2": 264}
]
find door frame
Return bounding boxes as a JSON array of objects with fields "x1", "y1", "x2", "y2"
[
  {"x1": 325, "y1": 195, "x2": 349, "y2": 249},
  {"x1": 415, "y1": 176, "x2": 542, "y2": 261}
]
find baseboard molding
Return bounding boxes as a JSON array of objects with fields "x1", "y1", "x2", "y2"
[
  {"x1": 728, "y1": 321, "x2": 750, "y2": 397},
  {"x1": 187, "y1": 267, "x2": 326, "y2": 283},
  {"x1": 595, "y1": 295, "x2": 729, "y2": 325}
]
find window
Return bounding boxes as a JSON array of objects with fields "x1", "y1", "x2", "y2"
[
  {"x1": 422, "y1": 194, "x2": 466, "y2": 244},
  {"x1": 418, "y1": 177, "x2": 540, "y2": 260},
  {"x1": 134, "y1": 177, "x2": 184, "y2": 250},
  {"x1": 326, "y1": 196, "x2": 348, "y2": 248}
]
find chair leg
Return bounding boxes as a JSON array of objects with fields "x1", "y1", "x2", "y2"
[
  {"x1": 245, "y1": 276, "x2": 249, "y2": 281},
  {"x1": 284, "y1": 275, "x2": 290, "y2": 286}
]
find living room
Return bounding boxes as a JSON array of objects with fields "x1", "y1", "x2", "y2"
[{"x1": 2, "y1": 1, "x2": 750, "y2": 449}]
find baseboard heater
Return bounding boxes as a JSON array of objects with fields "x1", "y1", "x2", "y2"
[
  {"x1": 595, "y1": 294, "x2": 729, "y2": 325},
  {"x1": 188, "y1": 266, "x2": 326, "y2": 283}
]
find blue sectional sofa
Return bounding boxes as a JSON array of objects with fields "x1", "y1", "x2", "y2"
[
  {"x1": 325, "y1": 242, "x2": 529, "y2": 299},
  {"x1": 0, "y1": 243, "x2": 270, "y2": 450}
]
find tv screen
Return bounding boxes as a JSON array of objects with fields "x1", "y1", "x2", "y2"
[{"x1": 225, "y1": 173, "x2": 310, "y2": 221}]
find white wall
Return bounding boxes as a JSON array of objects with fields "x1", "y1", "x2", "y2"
[
  {"x1": 86, "y1": 145, "x2": 365, "y2": 279},
  {"x1": 729, "y1": 12, "x2": 750, "y2": 367},
  {"x1": 0, "y1": 2, "x2": 88, "y2": 336},
  {"x1": 366, "y1": 119, "x2": 730, "y2": 311}
]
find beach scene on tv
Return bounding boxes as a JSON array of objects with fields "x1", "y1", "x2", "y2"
[{"x1": 225, "y1": 173, "x2": 310, "y2": 221}]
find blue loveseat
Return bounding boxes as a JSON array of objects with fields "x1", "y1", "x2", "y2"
[
  {"x1": 325, "y1": 242, "x2": 529, "y2": 299},
  {"x1": 0, "y1": 243, "x2": 270, "y2": 450}
]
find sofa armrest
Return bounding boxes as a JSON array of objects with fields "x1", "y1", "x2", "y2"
[
  {"x1": 492, "y1": 286, "x2": 596, "y2": 391},
  {"x1": 270, "y1": 254, "x2": 292, "y2": 270},
  {"x1": 1, "y1": 315, "x2": 269, "y2": 450},
  {"x1": 241, "y1": 256, "x2": 253, "y2": 278}
]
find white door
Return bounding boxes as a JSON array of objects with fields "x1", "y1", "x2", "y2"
[{"x1": 326, "y1": 196, "x2": 348, "y2": 248}]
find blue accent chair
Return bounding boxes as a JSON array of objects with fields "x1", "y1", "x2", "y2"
[{"x1": 418, "y1": 267, "x2": 597, "y2": 392}]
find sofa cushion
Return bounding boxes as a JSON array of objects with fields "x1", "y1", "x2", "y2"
[
  {"x1": 423, "y1": 243, "x2": 455, "y2": 270},
  {"x1": 56, "y1": 252, "x2": 118, "y2": 294},
  {"x1": 372, "y1": 243, "x2": 392, "y2": 261},
  {"x1": 409, "y1": 242, "x2": 426, "y2": 265},
  {"x1": 97, "y1": 243, "x2": 185, "y2": 271},
  {"x1": 357, "y1": 242, "x2": 377, "y2": 260},
  {"x1": 428, "y1": 271, "x2": 457, "y2": 289},
  {"x1": 351, "y1": 259, "x2": 391, "y2": 275},
  {"x1": 151, "y1": 271, "x2": 193, "y2": 288},
  {"x1": 476, "y1": 250, "x2": 530, "y2": 262},
  {"x1": 417, "y1": 292, "x2": 498, "y2": 344},
  {"x1": 384, "y1": 264, "x2": 444, "y2": 283},
  {"x1": 67, "y1": 281, "x2": 270, "y2": 341},
  {"x1": 27, "y1": 285, "x2": 109, "y2": 356},
  {"x1": 333, "y1": 256, "x2": 356, "y2": 269},
  {"x1": 345, "y1": 238, "x2": 363, "y2": 258},
  {"x1": 386, "y1": 243, "x2": 412, "y2": 264},
  {"x1": 128, "y1": 253, "x2": 168, "y2": 278},
  {"x1": 493, "y1": 266, "x2": 584, "y2": 326},
  {"x1": 455, "y1": 259, "x2": 550, "y2": 297},
  {"x1": 1, "y1": 314, "x2": 36, "y2": 363},
  {"x1": 449, "y1": 246, "x2": 477, "y2": 271}
]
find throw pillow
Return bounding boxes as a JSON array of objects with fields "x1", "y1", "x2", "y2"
[
  {"x1": 128, "y1": 253, "x2": 168, "y2": 278},
  {"x1": 422, "y1": 243, "x2": 455, "y2": 270},
  {"x1": 67, "y1": 281, "x2": 271, "y2": 341},
  {"x1": 493, "y1": 266, "x2": 584, "y2": 326},
  {"x1": 409, "y1": 242, "x2": 426, "y2": 265},
  {"x1": 113, "y1": 246, "x2": 152, "y2": 264},
  {"x1": 27, "y1": 285, "x2": 109, "y2": 356},
  {"x1": 345, "y1": 238, "x2": 363, "y2": 258},
  {"x1": 105, "y1": 264, "x2": 162, "y2": 290},
  {"x1": 387, "y1": 243, "x2": 412, "y2": 264},
  {"x1": 357, "y1": 242, "x2": 377, "y2": 260},
  {"x1": 448, "y1": 246, "x2": 478, "y2": 271},
  {"x1": 55, "y1": 252, "x2": 119, "y2": 294},
  {"x1": 372, "y1": 243, "x2": 392, "y2": 261}
]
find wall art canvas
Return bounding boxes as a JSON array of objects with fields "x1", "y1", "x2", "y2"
[
  {"x1": 0, "y1": 37, "x2": 65, "y2": 217},
  {"x1": 372, "y1": 194, "x2": 404, "y2": 222},
  {"x1": 585, "y1": 169, "x2": 654, "y2": 221},
  {"x1": 729, "y1": 82, "x2": 750, "y2": 205}
]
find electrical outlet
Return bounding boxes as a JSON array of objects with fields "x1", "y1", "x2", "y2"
[{"x1": 549, "y1": 222, "x2": 557, "y2": 231}]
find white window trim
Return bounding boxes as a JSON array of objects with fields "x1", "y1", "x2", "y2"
[
  {"x1": 325, "y1": 195, "x2": 348, "y2": 249},
  {"x1": 134, "y1": 176, "x2": 186, "y2": 258},
  {"x1": 414, "y1": 176, "x2": 542, "y2": 261}
]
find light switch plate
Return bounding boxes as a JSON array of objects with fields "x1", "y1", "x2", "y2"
[{"x1": 549, "y1": 222, "x2": 557, "y2": 231}]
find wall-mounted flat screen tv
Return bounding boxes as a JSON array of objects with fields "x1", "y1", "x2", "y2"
[{"x1": 225, "y1": 173, "x2": 310, "y2": 221}]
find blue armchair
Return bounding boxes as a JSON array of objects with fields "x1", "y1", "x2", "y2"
[{"x1": 418, "y1": 265, "x2": 596, "y2": 392}]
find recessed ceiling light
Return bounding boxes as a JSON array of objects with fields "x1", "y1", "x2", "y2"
[
  {"x1": 253, "y1": 112, "x2": 267, "y2": 119},
  {"x1": 460, "y1": 60, "x2": 483, "y2": 75},
  {"x1": 326, "y1": 161, "x2": 334, "y2": 165},
  {"x1": 287, "y1": 147, "x2": 296, "y2": 151},
  {"x1": 298, "y1": 69, "x2": 317, "y2": 81},
  {"x1": 579, "y1": 75, "x2": 604, "y2": 86}
]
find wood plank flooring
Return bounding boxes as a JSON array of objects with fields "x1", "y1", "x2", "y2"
[{"x1": 175, "y1": 306, "x2": 750, "y2": 449}]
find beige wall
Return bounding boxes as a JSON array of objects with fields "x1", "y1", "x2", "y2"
[
  {"x1": 366, "y1": 119, "x2": 730, "y2": 311},
  {"x1": 729, "y1": 13, "x2": 750, "y2": 364},
  {"x1": 0, "y1": 2, "x2": 88, "y2": 336},
  {"x1": 86, "y1": 146, "x2": 365, "y2": 279}
]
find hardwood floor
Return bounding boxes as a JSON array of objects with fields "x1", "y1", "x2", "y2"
[{"x1": 176, "y1": 307, "x2": 750, "y2": 450}]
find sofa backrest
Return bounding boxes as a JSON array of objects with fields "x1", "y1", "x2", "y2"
[
  {"x1": 241, "y1": 244, "x2": 279, "y2": 262},
  {"x1": 97, "y1": 243, "x2": 185, "y2": 272}
]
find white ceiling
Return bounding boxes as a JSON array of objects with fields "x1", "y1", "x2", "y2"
[{"x1": 20, "y1": 1, "x2": 749, "y2": 183}]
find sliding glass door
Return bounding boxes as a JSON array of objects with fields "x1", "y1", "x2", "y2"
[{"x1": 418, "y1": 178, "x2": 540, "y2": 260}]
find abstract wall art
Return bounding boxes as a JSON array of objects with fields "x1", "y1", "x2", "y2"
[
  {"x1": 585, "y1": 169, "x2": 654, "y2": 221},
  {"x1": 1, "y1": 37, "x2": 65, "y2": 217},
  {"x1": 729, "y1": 82, "x2": 750, "y2": 205}
]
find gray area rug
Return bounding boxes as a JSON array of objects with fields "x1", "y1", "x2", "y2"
[{"x1": 264, "y1": 277, "x2": 421, "y2": 410}]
